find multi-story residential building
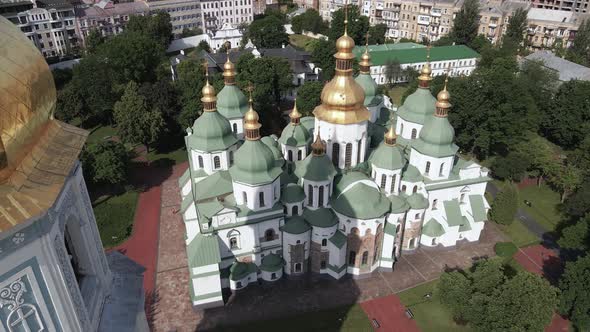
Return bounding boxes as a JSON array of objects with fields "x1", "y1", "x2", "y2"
[
  {"x1": 1, "y1": 0, "x2": 78, "y2": 57},
  {"x1": 530, "y1": 0, "x2": 590, "y2": 13},
  {"x1": 526, "y1": 7, "x2": 588, "y2": 48},
  {"x1": 200, "y1": 0, "x2": 254, "y2": 32},
  {"x1": 319, "y1": 0, "x2": 345, "y2": 21},
  {"x1": 144, "y1": 0, "x2": 202, "y2": 36},
  {"x1": 294, "y1": 0, "x2": 318, "y2": 10},
  {"x1": 75, "y1": 0, "x2": 148, "y2": 45}
]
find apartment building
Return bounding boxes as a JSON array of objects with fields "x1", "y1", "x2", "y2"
[
  {"x1": 145, "y1": 0, "x2": 202, "y2": 35},
  {"x1": 1, "y1": 0, "x2": 78, "y2": 57},
  {"x1": 530, "y1": 0, "x2": 590, "y2": 13},
  {"x1": 75, "y1": 0, "x2": 148, "y2": 44},
  {"x1": 526, "y1": 7, "x2": 588, "y2": 48},
  {"x1": 200, "y1": 0, "x2": 254, "y2": 32},
  {"x1": 294, "y1": 0, "x2": 318, "y2": 10}
]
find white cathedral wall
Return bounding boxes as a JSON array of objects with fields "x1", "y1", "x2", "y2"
[
  {"x1": 409, "y1": 149, "x2": 455, "y2": 180},
  {"x1": 396, "y1": 117, "x2": 423, "y2": 140},
  {"x1": 232, "y1": 178, "x2": 280, "y2": 211},
  {"x1": 181, "y1": 179, "x2": 192, "y2": 198},
  {"x1": 310, "y1": 224, "x2": 338, "y2": 245},
  {"x1": 217, "y1": 224, "x2": 258, "y2": 259},
  {"x1": 302, "y1": 178, "x2": 332, "y2": 209},
  {"x1": 371, "y1": 166, "x2": 402, "y2": 195},
  {"x1": 190, "y1": 146, "x2": 237, "y2": 175},
  {"x1": 399, "y1": 180, "x2": 425, "y2": 196},
  {"x1": 284, "y1": 201, "x2": 304, "y2": 216},
  {"x1": 228, "y1": 118, "x2": 244, "y2": 140},
  {"x1": 425, "y1": 182, "x2": 488, "y2": 212},
  {"x1": 335, "y1": 212, "x2": 386, "y2": 237},
  {"x1": 367, "y1": 102, "x2": 383, "y2": 123},
  {"x1": 281, "y1": 144, "x2": 308, "y2": 162},
  {"x1": 380, "y1": 232, "x2": 395, "y2": 264},
  {"x1": 315, "y1": 119, "x2": 369, "y2": 169},
  {"x1": 282, "y1": 230, "x2": 311, "y2": 275}
]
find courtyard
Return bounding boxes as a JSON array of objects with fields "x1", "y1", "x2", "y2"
[{"x1": 150, "y1": 162, "x2": 506, "y2": 332}]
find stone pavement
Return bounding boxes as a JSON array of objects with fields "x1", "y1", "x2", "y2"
[{"x1": 151, "y1": 164, "x2": 507, "y2": 332}]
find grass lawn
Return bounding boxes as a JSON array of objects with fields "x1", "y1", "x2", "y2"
[
  {"x1": 388, "y1": 84, "x2": 410, "y2": 106},
  {"x1": 398, "y1": 280, "x2": 473, "y2": 332},
  {"x1": 497, "y1": 219, "x2": 540, "y2": 248},
  {"x1": 146, "y1": 146, "x2": 188, "y2": 164},
  {"x1": 518, "y1": 184, "x2": 562, "y2": 232},
  {"x1": 289, "y1": 34, "x2": 316, "y2": 52},
  {"x1": 214, "y1": 304, "x2": 372, "y2": 332},
  {"x1": 93, "y1": 190, "x2": 139, "y2": 248},
  {"x1": 87, "y1": 124, "x2": 118, "y2": 144}
]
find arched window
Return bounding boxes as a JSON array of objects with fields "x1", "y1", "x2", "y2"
[
  {"x1": 308, "y1": 184, "x2": 313, "y2": 205},
  {"x1": 259, "y1": 192, "x2": 265, "y2": 207},
  {"x1": 413, "y1": 185, "x2": 418, "y2": 193},
  {"x1": 295, "y1": 263, "x2": 302, "y2": 272},
  {"x1": 380, "y1": 174, "x2": 387, "y2": 189},
  {"x1": 292, "y1": 205, "x2": 298, "y2": 215},
  {"x1": 361, "y1": 251, "x2": 369, "y2": 265},
  {"x1": 230, "y1": 237, "x2": 239, "y2": 249},
  {"x1": 439, "y1": 163, "x2": 445, "y2": 176},
  {"x1": 332, "y1": 143, "x2": 340, "y2": 167},
  {"x1": 297, "y1": 150, "x2": 302, "y2": 160},
  {"x1": 214, "y1": 156, "x2": 221, "y2": 169},
  {"x1": 432, "y1": 199, "x2": 438, "y2": 210},
  {"x1": 415, "y1": 213, "x2": 420, "y2": 219},
  {"x1": 198, "y1": 155, "x2": 204, "y2": 168},
  {"x1": 348, "y1": 251, "x2": 356, "y2": 265},
  {"x1": 390, "y1": 174, "x2": 397, "y2": 193},
  {"x1": 321, "y1": 238, "x2": 327, "y2": 246},
  {"x1": 396, "y1": 224, "x2": 400, "y2": 233},
  {"x1": 288, "y1": 150, "x2": 293, "y2": 161},
  {"x1": 425, "y1": 161, "x2": 431, "y2": 175},
  {"x1": 318, "y1": 186, "x2": 324, "y2": 207},
  {"x1": 229, "y1": 151, "x2": 234, "y2": 165},
  {"x1": 409, "y1": 238, "x2": 416, "y2": 249},
  {"x1": 357, "y1": 140, "x2": 362, "y2": 164},
  {"x1": 264, "y1": 229, "x2": 275, "y2": 241},
  {"x1": 400, "y1": 123, "x2": 404, "y2": 136},
  {"x1": 242, "y1": 191, "x2": 247, "y2": 204},
  {"x1": 411, "y1": 128, "x2": 417, "y2": 139},
  {"x1": 401, "y1": 185, "x2": 407, "y2": 193},
  {"x1": 232, "y1": 123, "x2": 238, "y2": 133},
  {"x1": 351, "y1": 227, "x2": 360, "y2": 235},
  {"x1": 460, "y1": 193, "x2": 465, "y2": 204},
  {"x1": 345, "y1": 143, "x2": 353, "y2": 168},
  {"x1": 432, "y1": 238, "x2": 437, "y2": 245}
]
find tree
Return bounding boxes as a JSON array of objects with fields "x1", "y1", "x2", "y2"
[
  {"x1": 139, "y1": 79, "x2": 180, "y2": 132},
  {"x1": 489, "y1": 183, "x2": 518, "y2": 225},
  {"x1": 296, "y1": 81, "x2": 323, "y2": 116},
  {"x1": 52, "y1": 68, "x2": 73, "y2": 90},
  {"x1": 291, "y1": 9, "x2": 327, "y2": 35},
  {"x1": 198, "y1": 40, "x2": 211, "y2": 53},
  {"x1": 558, "y1": 214, "x2": 590, "y2": 253},
  {"x1": 545, "y1": 80, "x2": 590, "y2": 149},
  {"x1": 113, "y1": 81, "x2": 165, "y2": 152},
  {"x1": 567, "y1": 20, "x2": 590, "y2": 66},
  {"x1": 383, "y1": 59, "x2": 402, "y2": 85},
  {"x1": 514, "y1": 133, "x2": 559, "y2": 186},
  {"x1": 181, "y1": 27, "x2": 203, "y2": 38},
  {"x1": 368, "y1": 23, "x2": 387, "y2": 45},
  {"x1": 559, "y1": 254, "x2": 590, "y2": 330},
  {"x1": 328, "y1": 5, "x2": 369, "y2": 45},
  {"x1": 492, "y1": 152, "x2": 531, "y2": 182},
  {"x1": 248, "y1": 15, "x2": 289, "y2": 48},
  {"x1": 311, "y1": 39, "x2": 336, "y2": 81},
  {"x1": 80, "y1": 140, "x2": 129, "y2": 185},
  {"x1": 176, "y1": 57, "x2": 206, "y2": 129},
  {"x1": 85, "y1": 29, "x2": 104, "y2": 54},
  {"x1": 125, "y1": 11, "x2": 172, "y2": 49},
  {"x1": 439, "y1": 271, "x2": 471, "y2": 320},
  {"x1": 563, "y1": 180, "x2": 590, "y2": 219},
  {"x1": 550, "y1": 164, "x2": 583, "y2": 203},
  {"x1": 54, "y1": 83, "x2": 86, "y2": 123},
  {"x1": 502, "y1": 8, "x2": 528, "y2": 52},
  {"x1": 569, "y1": 137, "x2": 590, "y2": 176},
  {"x1": 449, "y1": 0, "x2": 480, "y2": 47},
  {"x1": 236, "y1": 54, "x2": 293, "y2": 104}
]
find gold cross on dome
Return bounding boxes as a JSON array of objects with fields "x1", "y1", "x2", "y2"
[
  {"x1": 201, "y1": 59, "x2": 209, "y2": 77},
  {"x1": 246, "y1": 82, "x2": 254, "y2": 100}
]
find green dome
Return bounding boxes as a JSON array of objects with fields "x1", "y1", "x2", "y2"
[
  {"x1": 369, "y1": 142, "x2": 405, "y2": 170},
  {"x1": 280, "y1": 216, "x2": 311, "y2": 234},
  {"x1": 332, "y1": 182, "x2": 391, "y2": 219},
  {"x1": 281, "y1": 184, "x2": 305, "y2": 204},
  {"x1": 402, "y1": 165, "x2": 423, "y2": 182},
  {"x1": 294, "y1": 153, "x2": 337, "y2": 182},
  {"x1": 187, "y1": 112, "x2": 238, "y2": 152},
  {"x1": 406, "y1": 193, "x2": 429, "y2": 209},
  {"x1": 260, "y1": 253, "x2": 284, "y2": 272},
  {"x1": 355, "y1": 73, "x2": 379, "y2": 106},
  {"x1": 217, "y1": 85, "x2": 249, "y2": 119},
  {"x1": 278, "y1": 123, "x2": 311, "y2": 147},
  {"x1": 230, "y1": 140, "x2": 282, "y2": 185},
  {"x1": 396, "y1": 88, "x2": 436, "y2": 124},
  {"x1": 389, "y1": 194, "x2": 410, "y2": 213},
  {"x1": 413, "y1": 116, "x2": 458, "y2": 157},
  {"x1": 333, "y1": 171, "x2": 370, "y2": 196},
  {"x1": 261, "y1": 136, "x2": 284, "y2": 163}
]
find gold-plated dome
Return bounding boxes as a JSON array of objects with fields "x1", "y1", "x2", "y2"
[
  {"x1": 289, "y1": 99, "x2": 302, "y2": 124},
  {"x1": 384, "y1": 124, "x2": 397, "y2": 146},
  {"x1": 417, "y1": 46, "x2": 433, "y2": 86},
  {"x1": 435, "y1": 77, "x2": 451, "y2": 113},
  {"x1": 311, "y1": 130, "x2": 326, "y2": 155},
  {"x1": 359, "y1": 32, "x2": 371, "y2": 74},
  {"x1": 244, "y1": 87, "x2": 262, "y2": 140},
  {"x1": 335, "y1": 34, "x2": 356, "y2": 60},
  {"x1": 201, "y1": 63, "x2": 217, "y2": 111},
  {"x1": 223, "y1": 50, "x2": 236, "y2": 85}
]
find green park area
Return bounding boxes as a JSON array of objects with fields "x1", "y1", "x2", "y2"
[
  {"x1": 93, "y1": 190, "x2": 139, "y2": 247},
  {"x1": 388, "y1": 84, "x2": 410, "y2": 106},
  {"x1": 518, "y1": 184, "x2": 563, "y2": 232},
  {"x1": 289, "y1": 34, "x2": 316, "y2": 52}
]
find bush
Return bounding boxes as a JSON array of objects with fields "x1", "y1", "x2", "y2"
[
  {"x1": 489, "y1": 183, "x2": 518, "y2": 225},
  {"x1": 494, "y1": 242, "x2": 518, "y2": 258}
]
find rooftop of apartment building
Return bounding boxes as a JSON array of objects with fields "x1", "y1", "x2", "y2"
[
  {"x1": 75, "y1": 0, "x2": 148, "y2": 18},
  {"x1": 528, "y1": 7, "x2": 589, "y2": 23},
  {"x1": 523, "y1": 50, "x2": 590, "y2": 81}
]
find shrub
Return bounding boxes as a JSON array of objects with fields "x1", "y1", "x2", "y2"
[
  {"x1": 494, "y1": 242, "x2": 518, "y2": 258},
  {"x1": 489, "y1": 183, "x2": 518, "y2": 225}
]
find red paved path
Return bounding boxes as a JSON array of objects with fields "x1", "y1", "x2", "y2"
[
  {"x1": 360, "y1": 295, "x2": 420, "y2": 332},
  {"x1": 514, "y1": 245, "x2": 569, "y2": 332}
]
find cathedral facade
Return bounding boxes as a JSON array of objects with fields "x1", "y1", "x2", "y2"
[{"x1": 180, "y1": 25, "x2": 491, "y2": 309}]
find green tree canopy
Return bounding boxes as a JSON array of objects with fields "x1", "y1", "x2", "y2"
[
  {"x1": 296, "y1": 81, "x2": 323, "y2": 116},
  {"x1": 558, "y1": 214, "x2": 590, "y2": 253},
  {"x1": 248, "y1": 15, "x2": 290, "y2": 48},
  {"x1": 84, "y1": 29, "x2": 104, "y2": 54},
  {"x1": 492, "y1": 152, "x2": 531, "y2": 182},
  {"x1": 198, "y1": 40, "x2": 211, "y2": 53},
  {"x1": 55, "y1": 83, "x2": 86, "y2": 123},
  {"x1": 176, "y1": 57, "x2": 207, "y2": 129},
  {"x1": 236, "y1": 54, "x2": 293, "y2": 104},
  {"x1": 80, "y1": 140, "x2": 129, "y2": 185},
  {"x1": 449, "y1": 0, "x2": 480, "y2": 47},
  {"x1": 502, "y1": 8, "x2": 528, "y2": 52},
  {"x1": 328, "y1": 5, "x2": 369, "y2": 45},
  {"x1": 489, "y1": 182, "x2": 518, "y2": 225},
  {"x1": 563, "y1": 179, "x2": 590, "y2": 219},
  {"x1": 113, "y1": 81, "x2": 165, "y2": 152},
  {"x1": 559, "y1": 254, "x2": 590, "y2": 330},
  {"x1": 125, "y1": 11, "x2": 172, "y2": 48},
  {"x1": 311, "y1": 39, "x2": 336, "y2": 81},
  {"x1": 52, "y1": 68, "x2": 73, "y2": 90},
  {"x1": 567, "y1": 20, "x2": 590, "y2": 66},
  {"x1": 291, "y1": 9, "x2": 327, "y2": 35},
  {"x1": 368, "y1": 23, "x2": 387, "y2": 45},
  {"x1": 545, "y1": 80, "x2": 590, "y2": 149}
]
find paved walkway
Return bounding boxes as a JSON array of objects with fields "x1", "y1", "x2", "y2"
[
  {"x1": 151, "y1": 164, "x2": 507, "y2": 331},
  {"x1": 360, "y1": 295, "x2": 420, "y2": 332}
]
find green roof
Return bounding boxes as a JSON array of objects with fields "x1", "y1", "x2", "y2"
[
  {"x1": 422, "y1": 218, "x2": 446, "y2": 237},
  {"x1": 355, "y1": 73, "x2": 379, "y2": 106},
  {"x1": 332, "y1": 183, "x2": 391, "y2": 219},
  {"x1": 396, "y1": 88, "x2": 436, "y2": 125},
  {"x1": 259, "y1": 253, "x2": 284, "y2": 272},
  {"x1": 280, "y1": 216, "x2": 311, "y2": 234},
  {"x1": 196, "y1": 199, "x2": 226, "y2": 219},
  {"x1": 329, "y1": 230, "x2": 347, "y2": 248},
  {"x1": 178, "y1": 168, "x2": 191, "y2": 187},
  {"x1": 375, "y1": 107, "x2": 391, "y2": 126},
  {"x1": 180, "y1": 194, "x2": 193, "y2": 214},
  {"x1": 406, "y1": 193, "x2": 429, "y2": 209},
  {"x1": 186, "y1": 111, "x2": 238, "y2": 152},
  {"x1": 353, "y1": 42, "x2": 425, "y2": 53},
  {"x1": 402, "y1": 165, "x2": 423, "y2": 182},
  {"x1": 443, "y1": 199, "x2": 463, "y2": 227},
  {"x1": 301, "y1": 116, "x2": 315, "y2": 132},
  {"x1": 384, "y1": 222, "x2": 398, "y2": 236},
  {"x1": 187, "y1": 233, "x2": 221, "y2": 267},
  {"x1": 217, "y1": 85, "x2": 249, "y2": 119},
  {"x1": 230, "y1": 140, "x2": 282, "y2": 185},
  {"x1": 280, "y1": 169, "x2": 299, "y2": 186},
  {"x1": 261, "y1": 136, "x2": 284, "y2": 163},
  {"x1": 368, "y1": 122, "x2": 387, "y2": 148},
  {"x1": 229, "y1": 261, "x2": 257, "y2": 281},
  {"x1": 194, "y1": 171, "x2": 234, "y2": 201},
  {"x1": 389, "y1": 194, "x2": 410, "y2": 213},
  {"x1": 459, "y1": 217, "x2": 472, "y2": 232},
  {"x1": 413, "y1": 115, "x2": 458, "y2": 158},
  {"x1": 469, "y1": 195, "x2": 487, "y2": 222},
  {"x1": 281, "y1": 184, "x2": 306, "y2": 204},
  {"x1": 369, "y1": 142, "x2": 405, "y2": 170},
  {"x1": 354, "y1": 45, "x2": 480, "y2": 66},
  {"x1": 333, "y1": 171, "x2": 371, "y2": 197},
  {"x1": 303, "y1": 207, "x2": 338, "y2": 228},
  {"x1": 278, "y1": 123, "x2": 311, "y2": 147},
  {"x1": 294, "y1": 153, "x2": 337, "y2": 182}
]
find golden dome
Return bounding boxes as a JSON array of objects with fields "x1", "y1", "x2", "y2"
[
  {"x1": 222, "y1": 50, "x2": 236, "y2": 84},
  {"x1": 311, "y1": 130, "x2": 326, "y2": 155},
  {"x1": 435, "y1": 78, "x2": 451, "y2": 109},
  {"x1": 384, "y1": 124, "x2": 397, "y2": 146},
  {"x1": 313, "y1": 75, "x2": 370, "y2": 124},
  {"x1": 335, "y1": 34, "x2": 356, "y2": 59},
  {"x1": 289, "y1": 99, "x2": 302, "y2": 124},
  {"x1": 417, "y1": 47, "x2": 433, "y2": 84},
  {"x1": 244, "y1": 92, "x2": 262, "y2": 140}
]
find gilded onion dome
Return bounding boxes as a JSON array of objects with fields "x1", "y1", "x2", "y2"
[
  {"x1": 217, "y1": 52, "x2": 248, "y2": 119},
  {"x1": 355, "y1": 33, "x2": 380, "y2": 107},
  {"x1": 294, "y1": 130, "x2": 337, "y2": 182},
  {"x1": 312, "y1": 13, "x2": 369, "y2": 125},
  {"x1": 369, "y1": 125, "x2": 405, "y2": 170},
  {"x1": 396, "y1": 47, "x2": 436, "y2": 125},
  {"x1": 278, "y1": 100, "x2": 310, "y2": 147}
]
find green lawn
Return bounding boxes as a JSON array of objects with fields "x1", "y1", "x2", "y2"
[
  {"x1": 388, "y1": 84, "x2": 410, "y2": 106},
  {"x1": 497, "y1": 219, "x2": 540, "y2": 248},
  {"x1": 289, "y1": 34, "x2": 316, "y2": 52},
  {"x1": 93, "y1": 191, "x2": 139, "y2": 248},
  {"x1": 398, "y1": 280, "x2": 473, "y2": 332},
  {"x1": 87, "y1": 125, "x2": 117, "y2": 144},
  {"x1": 518, "y1": 184, "x2": 562, "y2": 232},
  {"x1": 214, "y1": 304, "x2": 372, "y2": 332},
  {"x1": 146, "y1": 146, "x2": 188, "y2": 164}
]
